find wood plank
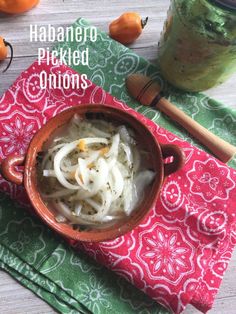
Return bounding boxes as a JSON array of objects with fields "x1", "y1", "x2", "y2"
[
  {"x1": 0, "y1": 251, "x2": 235, "y2": 314},
  {"x1": 0, "y1": 270, "x2": 56, "y2": 313}
]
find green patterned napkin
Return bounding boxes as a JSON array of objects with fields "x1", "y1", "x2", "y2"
[
  {"x1": 0, "y1": 17, "x2": 236, "y2": 314},
  {"x1": 0, "y1": 193, "x2": 168, "y2": 314}
]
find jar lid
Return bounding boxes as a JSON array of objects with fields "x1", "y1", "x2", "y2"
[{"x1": 213, "y1": 0, "x2": 236, "y2": 9}]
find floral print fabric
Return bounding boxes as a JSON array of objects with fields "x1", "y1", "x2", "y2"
[
  {"x1": 0, "y1": 18, "x2": 236, "y2": 314},
  {"x1": 0, "y1": 57, "x2": 236, "y2": 314}
]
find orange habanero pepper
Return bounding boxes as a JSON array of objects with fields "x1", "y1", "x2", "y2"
[
  {"x1": 0, "y1": 37, "x2": 13, "y2": 73},
  {"x1": 109, "y1": 12, "x2": 148, "y2": 45},
  {"x1": 0, "y1": 0, "x2": 39, "y2": 14}
]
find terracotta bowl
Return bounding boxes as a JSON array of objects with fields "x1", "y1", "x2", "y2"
[{"x1": 0, "y1": 104, "x2": 185, "y2": 242}]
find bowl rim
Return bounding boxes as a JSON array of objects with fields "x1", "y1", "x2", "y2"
[{"x1": 24, "y1": 104, "x2": 164, "y2": 242}]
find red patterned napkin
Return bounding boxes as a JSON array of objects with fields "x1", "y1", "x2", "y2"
[{"x1": 0, "y1": 58, "x2": 236, "y2": 314}]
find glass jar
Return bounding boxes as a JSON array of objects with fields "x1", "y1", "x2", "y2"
[{"x1": 157, "y1": 0, "x2": 236, "y2": 92}]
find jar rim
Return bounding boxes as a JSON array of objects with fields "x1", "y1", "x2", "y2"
[{"x1": 209, "y1": 0, "x2": 236, "y2": 10}]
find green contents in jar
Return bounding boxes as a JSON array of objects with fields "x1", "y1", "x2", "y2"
[{"x1": 158, "y1": 0, "x2": 236, "y2": 92}]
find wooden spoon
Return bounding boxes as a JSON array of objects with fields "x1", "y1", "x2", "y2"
[{"x1": 126, "y1": 74, "x2": 236, "y2": 163}]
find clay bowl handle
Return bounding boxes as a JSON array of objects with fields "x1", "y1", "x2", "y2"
[
  {"x1": 0, "y1": 154, "x2": 25, "y2": 185},
  {"x1": 160, "y1": 144, "x2": 185, "y2": 177}
]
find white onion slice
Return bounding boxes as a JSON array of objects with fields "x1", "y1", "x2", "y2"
[
  {"x1": 41, "y1": 117, "x2": 156, "y2": 227},
  {"x1": 105, "y1": 134, "x2": 120, "y2": 157},
  {"x1": 89, "y1": 158, "x2": 109, "y2": 193},
  {"x1": 82, "y1": 137, "x2": 108, "y2": 145},
  {"x1": 53, "y1": 201, "x2": 97, "y2": 225},
  {"x1": 43, "y1": 170, "x2": 56, "y2": 177},
  {"x1": 90, "y1": 126, "x2": 110, "y2": 138},
  {"x1": 120, "y1": 143, "x2": 133, "y2": 168},
  {"x1": 84, "y1": 150, "x2": 100, "y2": 165},
  {"x1": 110, "y1": 166, "x2": 124, "y2": 201},
  {"x1": 55, "y1": 214, "x2": 67, "y2": 223},
  {"x1": 123, "y1": 179, "x2": 134, "y2": 215},
  {"x1": 81, "y1": 190, "x2": 112, "y2": 222},
  {"x1": 118, "y1": 126, "x2": 136, "y2": 145},
  {"x1": 69, "y1": 189, "x2": 97, "y2": 201},
  {"x1": 78, "y1": 158, "x2": 90, "y2": 186},
  {"x1": 54, "y1": 141, "x2": 81, "y2": 190},
  {"x1": 74, "y1": 203, "x2": 82, "y2": 216}
]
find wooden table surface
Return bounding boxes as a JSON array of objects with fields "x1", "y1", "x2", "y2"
[{"x1": 0, "y1": 1, "x2": 235, "y2": 313}]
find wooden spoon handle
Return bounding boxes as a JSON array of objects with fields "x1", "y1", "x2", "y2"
[
  {"x1": 158, "y1": 98, "x2": 236, "y2": 163},
  {"x1": 126, "y1": 74, "x2": 236, "y2": 163}
]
